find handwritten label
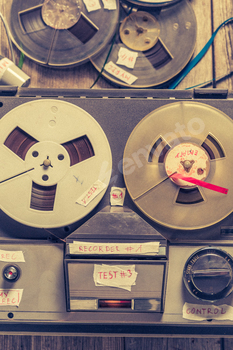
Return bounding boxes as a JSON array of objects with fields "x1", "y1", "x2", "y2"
[
  {"x1": 102, "y1": 0, "x2": 116, "y2": 10},
  {"x1": 83, "y1": 0, "x2": 101, "y2": 11},
  {"x1": 70, "y1": 241, "x2": 160, "y2": 255},
  {"x1": 183, "y1": 303, "x2": 233, "y2": 321},
  {"x1": 76, "y1": 180, "x2": 107, "y2": 207},
  {"x1": 0, "y1": 289, "x2": 23, "y2": 307},
  {"x1": 105, "y1": 61, "x2": 138, "y2": 85},
  {"x1": 0, "y1": 250, "x2": 25, "y2": 262},
  {"x1": 0, "y1": 58, "x2": 12, "y2": 79},
  {"x1": 94, "y1": 264, "x2": 138, "y2": 291},
  {"x1": 116, "y1": 47, "x2": 138, "y2": 69},
  {"x1": 110, "y1": 187, "x2": 125, "y2": 206}
]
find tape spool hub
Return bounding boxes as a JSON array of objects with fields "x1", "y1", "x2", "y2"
[
  {"x1": 119, "y1": 11, "x2": 160, "y2": 51},
  {"x1": 123, "y1": 102, "x2": 233, "y2": 230},
  {"x1": 41, "y1": 0, "x2": 81, "y2": 29}
]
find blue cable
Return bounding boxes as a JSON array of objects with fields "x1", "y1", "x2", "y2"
[{"x1": 169, "y1": 17, "x2": 233, "y2": 89}]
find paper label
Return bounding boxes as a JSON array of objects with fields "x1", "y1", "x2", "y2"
[
  {"x1": 116, "y1": 47, "x2": 138, "y2": 69},
  {"x1": 76, "y1": 180, "x2": 107, "y2": 207},
  {"x1": 183, "y1": 302, "x2": 233, "y2": 321},
  {"x1": 70, "y1": 241, "x2": 160, "y2": 255},
  {"x1": 104, "y1": 61, "x2": 138, "y2": 85},
  {"x1": 0, "y1": 250, "x2": 25, "y2": 262},
  {"x1": 83, "y1": 0, "x2": 101, "y2": 11},
  {"x1": 0, "y1": 289, "x2": 23, "y2": 307},
  {"x1": 110, "y1": 187, "x2": 125, "y2": 206},
  {"x1": 102, "y1": 0, "x2": 116, "y2": 9},
  {"x1": 94, "y1": 264, "x2": 138, "y2": 291}
]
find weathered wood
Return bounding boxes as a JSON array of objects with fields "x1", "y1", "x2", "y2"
[
  {"x1": 167, "y1": 338, "x2": 222, "y2": 350},
  {"x1": 32, "y1": 336, "x2": 124, "y2": 350},
  {"x1": 212, "y1": 0, "x2": 233, "y2": 90},
  {"x1": 0, "y1": 335, "x2": 33, "y2": 350},
  {"x1": 222, "y1": 338, "x2": 233, "y2": 350},
  {"x1": 178, "y1": 0, "x2": 213, "y2": 90},
  {"x1": 125, "y1": 337, "x2": 168, "y2": 350}
]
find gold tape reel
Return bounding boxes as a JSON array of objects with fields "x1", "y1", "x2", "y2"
[
  {"x1": 0, "y1": 100, "x2": 112, "y2": 228},
  {"x1": 123, "y1": 102, "x2": 233, "y2": 230}
]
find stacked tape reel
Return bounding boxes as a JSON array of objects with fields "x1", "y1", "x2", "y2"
[
  {"x1": 0, "y1": 100, "x2": 112, "y2": 228},
  {"x1": 91, "y1": 0, "x2": 196, "y2": 88},
  {"x1": 6, "y1": 0, "x2": 119, "y2": 67},
  {"x1": 125, "y1": 0, "x2": 182, "y2": 7},
  {"x1": 123, "y1": 102, "x2": 233, "y2": 230}
]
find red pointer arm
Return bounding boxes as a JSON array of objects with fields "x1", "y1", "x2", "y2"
[{"x1": 171, "y1": 173, "x2": 228, "y2": 195}]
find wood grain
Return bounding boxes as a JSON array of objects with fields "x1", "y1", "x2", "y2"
[
  {"x1": 178, "y1": 0, "x2": 213, "y2": 90},
  {"x1": 212, "y1": 0, "x2": 233, "y2": 89}
]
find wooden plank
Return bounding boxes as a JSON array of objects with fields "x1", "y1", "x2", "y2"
[
  {"x1": 212, "y1": 0, "x2": 233, "y2": 89},
  {"x1": 32, "y1": 336, "x2": 124, "y2": 350},
  {"x1": 177, "y1": 0, "x2": 213, "y2": 90},
  {"x1": 0, "y1": 335, "x2": 33, "y2": 350},
  {"x1": 125, "y1": 337, "x2": 168, "y2": 350},
  {"x1": 223, "y1": 338, "x2": 233, "y2": 350},
  {"x1": 167, "y1": 338, "x2": 222, "y2": 350}
]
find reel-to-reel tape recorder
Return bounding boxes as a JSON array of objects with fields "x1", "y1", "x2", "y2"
[{"x1": 0, "y1": 87, "x2": 232, "y2": 335}]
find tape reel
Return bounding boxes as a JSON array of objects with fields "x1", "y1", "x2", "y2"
[
  {"x1": 123, "y1": 102, "x2": 233, "y2": 230},
  {"x1": 6, "y1": 0, "x2": 119, "y2": 67},
  {"x1": 124, "y1": 0, "x2": 182, "y2": 8},
  {"x1": 0, "y1": 100, "x2": 112, "y2": 228},
  {"x1": 91, "y1": 0, "x2": 196, "y2": 88}
]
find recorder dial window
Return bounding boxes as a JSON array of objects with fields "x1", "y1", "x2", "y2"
[{"x1": 183, "y1": 247, "x2": 233, "y2": 302}]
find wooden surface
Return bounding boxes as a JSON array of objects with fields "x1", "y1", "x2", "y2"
[{"x1": 0, "y1": 0, "x2": 233, "y2": 349}]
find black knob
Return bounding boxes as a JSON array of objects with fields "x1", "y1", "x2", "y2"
[
  {"x1": 3, "y1": 265, "x2": 20, "y2": 282},
  {"x1": 183, "y1": 247, "x2": 233, "y2": 302}
]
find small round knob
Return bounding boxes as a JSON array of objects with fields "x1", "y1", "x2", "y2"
[
  {"x1": 3, "y1": 265, "x2": 20, "y2": 282},
  {"x1": 43, "y1": 159, "x2": 51, "y2": 168}
]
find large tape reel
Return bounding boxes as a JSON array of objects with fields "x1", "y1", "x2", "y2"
[
  {"x1": 6, "y1": 0, "x2": 119, "y2": 67},
  {"x1": 123, "y1": 102, "x2": 233, "y2": 230},
  {"x1": 124, "y1": 0, "x2": 182, "y2": 8},
  {"x1": 91, "y1": 0, "x2": 196, "y2": 88},
  {"x1": 0, "y1": 100, "x2": 112, "y2": 228}
]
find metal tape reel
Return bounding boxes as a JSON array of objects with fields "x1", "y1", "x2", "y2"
[
  {"x1": 6, "y1": 0, "x2": 119, "y2": 67},
  {"x1": 123, "y1": 102, "x2": 233, "y2": 230},
  {"x1": 0, "y1": 99, "x2": 112, "y2": 228},
  {"x1": 91, "y1": 0, "x2": 196, "y2": 88}
]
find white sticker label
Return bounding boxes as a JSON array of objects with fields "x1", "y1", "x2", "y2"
[
  {"x1": 183, "y1": 302, "x2": 233, "y2": 321},
  {"x1": 110, "y1": 187, "x2": 126, "y2": 206},
  {"x1": 102, "y1": 0, "x2": 116, "y2": 10},
  {"x1": 0, "y1": 250, "x2": 25, "y2": 262},
  {"x1": 76, "y1": 180, "x2": 107, "y2": 207},
  {"x1": 83, "y1": 0, "x2": 101, "y2": 11},
  {"x1": 104, "y1": 61, "x2": 138, "y2": 85},
  {"x1": 0, "y1": 289, "x2": 23, "y2": 307},
  {"x1": 70, "y1": 241, "x2": 160, "y2": 255},
  {"x1": 116, "y1": 47, "x2": 138, "y2": 69},
  {"x1": 94, "y1": 264, "x2": 138, "y2": 291}
]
